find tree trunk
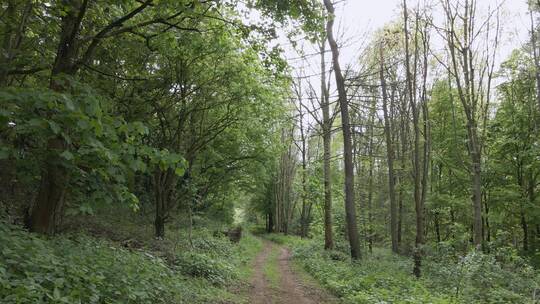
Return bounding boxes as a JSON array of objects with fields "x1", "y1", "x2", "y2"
[
  {"x1": 470, "y1": 139, "x2": 483, "y2": 248},
  {"x1": 435, "y1": 212, "x2": 441, "y2": 243},
  {"x1": 320, "y1": 41, "x2": 334, "y2": 250},
  {"x1": 403, "y1": 0, "x2": 425, "y2": 277},
  {"x1": 153, "y1": 168, "x2": 178, "y2": 238},
  {"x1": 442, "y1": 0, "x2": 488, "y2": 249},
  {"x1": 299, "y1": 100, "x2": 309, "y2": 238},
  {"x1": 521, "y1": 211, "x2": 529, "y2": 251},
  {"x1": 154, "y1": 210, "x2": 166, "y2": 239},
  {"x1": 367, "y1": 136, "x2": 374, "y2": 255},
  {"x1": 268, "y1": 211, "x2": 274, "y2": 233},
  {"x1": 324, "y1": 0, "x2": 361, "y2": 260},
  {"x1": 530, "y1": 10, "x2": 540, "y2": 113},
  {"x1": 397, "y1": 73, "x2": 409, "y2": 250},
  {"x1": 484, "y1": 195, "x2": 491, "y2": 243},
  {"x1": 28, "y1": 0, "x2": 87, "y2": 235},
  {"x1": 379, "y1": 45, "x2": 399, "y2": 254},
  {"x1": 28, "y1": 139, "x2": 70, "y2": 235},
  {"x1": 528, "y1": 174, "x2": 536, "y2": 250},
  {"x1": 153, "y1": 172, "x2": 167, "y2": 239}
]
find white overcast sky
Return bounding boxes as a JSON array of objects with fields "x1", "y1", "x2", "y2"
[
  {"x1": 338, "y1": 0, "x2": 530, "y2": 62},
  {"x1": 282, "y1": 0, "x2": 532, "y2": 74},
  {"x1": 270, "y1": 0, "x2": 534, "y2": 132}
]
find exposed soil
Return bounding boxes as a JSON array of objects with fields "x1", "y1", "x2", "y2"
[{"x1": 249, "y1": 240, "x2": 338, "y2": 304}]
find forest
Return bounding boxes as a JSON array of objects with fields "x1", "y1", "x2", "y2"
[{"x1": 1, "y1": 0, "x2": 540, "y2": 303}]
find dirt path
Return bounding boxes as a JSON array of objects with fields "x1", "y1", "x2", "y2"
[{"x1": 249, "y1": 240, "x2": 338, "y2": 304}]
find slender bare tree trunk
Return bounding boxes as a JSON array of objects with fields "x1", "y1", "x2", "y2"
[
  {"x1": 366, "y1": 100, "x2": 376, "y2": 254},
  {"x1": 441, "y1": 0, "x2": 495, "y2": 248},
  {"x1": 320, "y1": 41, "x2": 334, "y2": 250},
  {"x1": 274, "y1": 131, "x2": 296, "y2": 235},
  {"x1": 324, "y1": 0, "x2": 361, "y2": 260},
  {"x1": 420, "y1": 20, "x2": 431, "y2": 252},
  {"x1": 299, "y1": 168, "x2": 308, "y2": 236},
  {"x1": 294, "y1": 80, "x2": 310, "y2": 238},
  {"x1": 403, "y1": 0, "x2": 425, "y2": 277},
  {"x1": 300, "y1": 126, "x2": 308, "y2": 237},
  {"x1": 521, "y1": 211, "x2": 529, "y2": 251},
  {"x1": 397, "y1": 91, "x2": 408, "y2": 248},
  {"x1": 530, "y1": 10, "x2": 540, "y2": 113},
  {"x1": 379, "y1": 45, "x2": 399, "y2": 254}
]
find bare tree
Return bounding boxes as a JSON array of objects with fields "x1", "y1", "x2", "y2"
[
  {"x1": 324, "y1": 0, "x2": 361, "y2": 259},
  {"x1": 403, "y1": 0, "x2": 431, "y2": 277},
  {"x1": 530, "y1": 8, "x2": 540, "y2": 113},
  {"x1": 292, "y1": 77, "x2": 311, "y2": 238},
  {"x1": 379, "y1": 42, "x2": 399, "y2": 254},
  {"x1": 438, "y1": 0, "x2": 500, "y2": 248},
  {"x1": 320, "y1": 39, "x2": 335, "y2": 250},
  {"x1": 274, "y1": 128, "x2": 297, "y2": 234}
]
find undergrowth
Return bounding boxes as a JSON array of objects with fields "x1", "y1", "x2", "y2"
[
  {"x1": 0, "y1": 222, "x2": 261, "y2": 304},
  {"x1": 266, "y1": 233, "x2": 540, "y2": 304}
]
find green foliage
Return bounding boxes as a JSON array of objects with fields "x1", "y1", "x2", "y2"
[
  {"x1": 425, "y1": 246, "x2": 539, "y2": 303},
  {"x1": 1, "y1": 0, "x2": 288, "y2": 236},
  {"x1": 0, "y1": 83, "x2": 186, "y2": 213},
  {"x1": 0, "y1": 223, "x2": 206, "y2": 303},
  {"x1": 174, "y1": 251, "x2": 236, "y2": 286},
  {"x1": 0, "y1": 221, "x2": 264, "y2": 303},
  {"x1": 270, "y1": 234, "x2": 539, "y2": 304}
]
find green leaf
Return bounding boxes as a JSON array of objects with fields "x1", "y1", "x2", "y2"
[
  {"x1": 53, "y1": 287, "x2": 61, "y2": 300},
  {"x1": 174, "y1": 166, "x2": 185, "y2": 176},
  {"x1": 49, "y1": 121, "x2": 61, "y2": 134},
  {"x1": 60, "y1": 150, "x2": 74, "y2": 161},
  {"x1": 79, "y1": 203, "x2": 94, "y2": 215},
  {"x1": 62, "y1": 95, "x2": 75, "y2": 111}
]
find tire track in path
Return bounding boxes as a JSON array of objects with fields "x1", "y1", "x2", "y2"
[{"x1": 249, "y1": 239, "x2": 338, "y2": 304}]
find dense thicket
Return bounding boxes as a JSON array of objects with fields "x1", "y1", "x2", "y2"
[
  {"x1": 0, "y1": 0, "x2": 312, "y2": 237},
  {"x1": 0, "y1": 1, "x2": 316, "y2": 302}
]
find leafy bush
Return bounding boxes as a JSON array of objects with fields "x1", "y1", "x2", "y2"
[
  {"x1": 190, "y1": 233, "x2": 234, "y2": 258},
  {"x1": 174, "y1": 251, "x2": 236, "y2": 286},
  {"x1": 425, "y1": 246, "x2": 539, "y2": 303},
  {"x1": 280, "y1": 234, "x2": 539, "y2": 304},
  {"x1": 0, "y1": 222, "x2": 238, "y2": 303}
]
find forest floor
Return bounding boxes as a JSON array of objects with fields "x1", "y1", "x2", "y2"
[{"x1": 248, "y1": 239, "x2": 338, "y2": 304}]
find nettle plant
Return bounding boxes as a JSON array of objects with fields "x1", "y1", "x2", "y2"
[{"x1": 0, "y1": 80, "x2": 186, "y2": 215}]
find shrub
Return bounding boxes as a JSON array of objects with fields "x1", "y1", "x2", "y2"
[
  {"x1": 174, "y1": 251, "x2": 237, "y2": 286},
  {"x1": 190, "y1": 234, "x2": 234, "y2": 258},
  {"x1": 284, "y1": 235, "x2": 539, "y2": 304},
  {"x1": 0, "y1": 222, "x2": 235, "y2": 303}
]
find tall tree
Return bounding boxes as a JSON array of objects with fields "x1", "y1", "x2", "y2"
[
  {"x1": 25, "y1": 0, "x2": 202, "y2": 235},
  {"x1": 323, "y1": 0, "x2": 361, "y2": 259},
  {"x1": 320, "y1": 39, "x2": 335, "y2": 250},
  {"x1": 439, "y1": 0, "x2": 499, "y2": 248},
  {"x1": 293, "y1": 77, "x2": 311, "y2": 238},
  {"x1": 529, "y1": 6, "x2": 540, "y2": 113},
  {"x1": 379, "y1": 42, "x2": 399, "y2": 254},
  {"x1": 403, "y1": 0, "x2": 431, "y2": 277},
  {"x1": 403, "y1": 0, "x2": 421, "y2": 276}
]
